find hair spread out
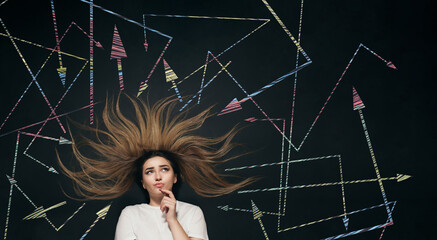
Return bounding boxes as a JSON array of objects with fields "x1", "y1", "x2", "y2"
[{"x1": 58, "y1": 95, "x2": 256, "y2": 200}]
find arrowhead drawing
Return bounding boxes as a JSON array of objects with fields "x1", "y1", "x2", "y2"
[
  {"x1": 96, "y1": 203, "x2": 111, "y2": 220},
  {"x1": 23, "y1": 201, "x2": 67, "y2": 220},
  {"x1": 218, "y1": 205, "x2": 229, "y2": 211},
  {"x1": 342, "y1": 216, "x2": 350, "y2": 231},
  {"x1": 95, "y1": 41, "x2": 103, "y2": 49},
  {"x1": 352, "y1": 87, "x2": 366, "y2": 110},
  {"x1": 396, "y1": 173, "x2": 411, "y2": 182},
  {"x1": 244, "y1": 117, "x2": 257, "y2": 122},
  {"x1": 163, "y1": 59, "x2": 178, "y2": 84},
  {"x1": 218, "y1": 98, "x2": 243, "y2": 116},
  {"x1": 110, "y1": 25, "x2": 127, "y2": 60},
  {"x1": 386, "y1": 61, "x2": 397, "y2": 70},
  {"x1": 57, "y1": 67, "x2": 67, "y2": 86},
  {"x1": 138, "y1": 82, "x2": 149, "y2": 97},
  {"x1": 24, "y1": 206, "x2": 46, "y2": 219},
  {"x1": 6, "y1": 175, "x2": 17, "y2": 185},
  {"x1": 251, "y1": 200, "x2": 263, "y2": 220},
  {"x1": 59, "y1": 136, "x2": 72, "y2": 145},
  {"x1": 48, "y1": 167, "x2": 59, "y2": 174}
]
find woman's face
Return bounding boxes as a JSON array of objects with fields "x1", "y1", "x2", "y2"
[{"x1": 141, "y1": 156, "x2": 177, "y2": 196}]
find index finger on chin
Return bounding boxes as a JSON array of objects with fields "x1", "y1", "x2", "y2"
[{"x1": 164, "y1": 189, "x2": 176, "y2": 200}]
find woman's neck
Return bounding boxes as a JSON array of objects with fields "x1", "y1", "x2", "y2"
[{"x1": 148, "y1": 195, "x2": 163, "y2": 206}]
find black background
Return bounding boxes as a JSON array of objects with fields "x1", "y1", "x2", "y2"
[{"x1": 0, "y1": 0, "x2": 434, "y2": 239}]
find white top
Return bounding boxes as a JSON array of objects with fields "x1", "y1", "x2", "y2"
[{"x1": 114, "y1": 201, "x2": 209, "y2": 240}]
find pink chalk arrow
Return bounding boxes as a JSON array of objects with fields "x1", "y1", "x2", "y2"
[
  {"x1": 352, "y1": 86, "x2": 366, "y2": 110},
  {"x1": 111, "y1": 25, "x2": 127, "y2": 91}
]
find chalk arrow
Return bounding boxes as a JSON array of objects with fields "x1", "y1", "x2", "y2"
[
  {"x1": 353, "y1": 86, "x2": 393, "y2": 222},
  {"x1": 20, "y1": 131, "x2": 72, "y2": 145},
  {"x1": 111, "y1": 25, "x2": 127, "y2": 91},
  {"x1": 48, "y1": 167, "x2": 59, "y2": 174},
  {"x1": 217, "y1": 204, "x2": 281, "y2": 216},
  {"x1": 80, "y1": 203, "x2": 112, "y2": 240},
  {"x1": 386, "y1": 61, "x2": 397, "y2": 70},
  {"x1": 163, "y1": 59, "x2": 182, "y2": 101},
  {"x1": 6, "y1": 174, "x2": 17, "y2": 185},
  {"x1": 251, "y1": 200, "x2": 269, "y2": 240},
  {"x1": 218, "y1": 205, "x2": 229, "y2": 211},
  {"x1": 238, "y1": 174, "x2": 411, "y2": 193},
  {"x1": 23, "y1": 201, "x2": 67, "y2": 220},
  {"x1": 69, "y1": 22, "x2": 104, "y2": 49},
  {"x1": 95, "y1": 41, "x2": 103, "y2": 49},
  {"x1": 342, "y1": 215, "x2": 349, "y2": 231},
  {"x1": 218, "y1": 98, "x2": 244, "y2": 116},
  {"x1": 352, "y1": 86, "x2": 365, "y2": 110},
  {"x1": 59, "y1": 136, "x2": 72, "y2": 145},
  {"x1": 96, "y1": 203, "x2": 111, "y2": 220},
  {"x1": 244, "y1": 117, "x2": 257, "y2": 122},
  {"x1": 57, "y1": 67, "x2": 67, "y2": 86},
  {"x1": 396, "y1": 173, "x2": 411, "y2": 182},
  {"x1": 110, "y1": 25, "x2": 127, "y2": 59},
  {"x1": 23, "y1": 151, "x2": 59, "y2": 174},
  {"x1": 251, "y1": 200, "x2": 263, "y2": 219},
  {"x1": 359, "y1": 44, "x2": 397, "y2": 70}
]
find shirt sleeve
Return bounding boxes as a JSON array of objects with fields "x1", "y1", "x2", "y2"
[
  {"x1": 114, "y1": 208, "x2": 136, "y2": 240},
  {"x1": 187, "y1": 206, "x2": 209, "y2": 240}
]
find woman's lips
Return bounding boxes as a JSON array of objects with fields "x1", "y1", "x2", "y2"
[{"x1": 154, "y1": 183, "x2": 164, "y2": 188}]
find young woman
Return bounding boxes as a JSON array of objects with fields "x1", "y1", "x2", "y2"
[
  {"x1": 58, "y1": 95, "x2": 256, "y2": 240},
  {"x1": 115, "y1": 150, "x2": 208, "y2": 240}
]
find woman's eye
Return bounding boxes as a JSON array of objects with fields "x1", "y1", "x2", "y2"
[
  {"x1": 161, "y1": 168, "x2": 169, "y2": 172},
  {"x1": 145, "y1": 170, "x2": 153, "y2": 175}
]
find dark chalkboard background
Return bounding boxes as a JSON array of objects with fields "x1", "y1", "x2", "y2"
[{"x1": 0, "y1": 0, "x2": 433, "y2": 239}]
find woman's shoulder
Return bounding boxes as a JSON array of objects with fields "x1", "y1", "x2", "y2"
[
  {"x1": 121, "y1": 203, "x2": 148, "y2": 214},
  {"x1": 177, "y1": 201, "x2": 202, "y2": 213},
  {"x1": 177, "y1": 200, "x2": 199, "y2": 208}
]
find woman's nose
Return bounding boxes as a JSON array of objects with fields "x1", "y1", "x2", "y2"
[{"x1": 155, "y1": 171, "x2": 162, "y2": 180}]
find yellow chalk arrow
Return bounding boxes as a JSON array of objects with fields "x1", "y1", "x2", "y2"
[
  {"x1": 251, "y1": 200, "x2": 269, "y2": 240},
  {"x1": 239, "y1": 174, "x2": 412, "y2": 193},
  {"x1": 80, "y1": 203, "x2": 112, "y2": 239},
  {"x1": 23, "y1": 201, "x2": 67, "y2": 220}
]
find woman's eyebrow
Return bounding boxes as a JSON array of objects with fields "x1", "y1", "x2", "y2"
[{"x1": 145, "y1": 165, "x2": 169, "y2": 171}]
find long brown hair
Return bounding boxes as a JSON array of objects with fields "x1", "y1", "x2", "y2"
[{"x1": 58, "y1": 95, "x2": 255, "y2": 200}]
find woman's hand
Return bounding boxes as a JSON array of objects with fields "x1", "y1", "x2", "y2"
[
  {"x1": 160, "y1": 189, "x2": 177, "y2": 222},
  {"x1": 159, "y1": 189, "x2": 202, "y2": 240}
]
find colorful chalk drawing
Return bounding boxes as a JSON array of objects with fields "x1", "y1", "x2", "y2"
[{"x1": 0, "y1": 0, "x2": 409, "y2": 239}]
